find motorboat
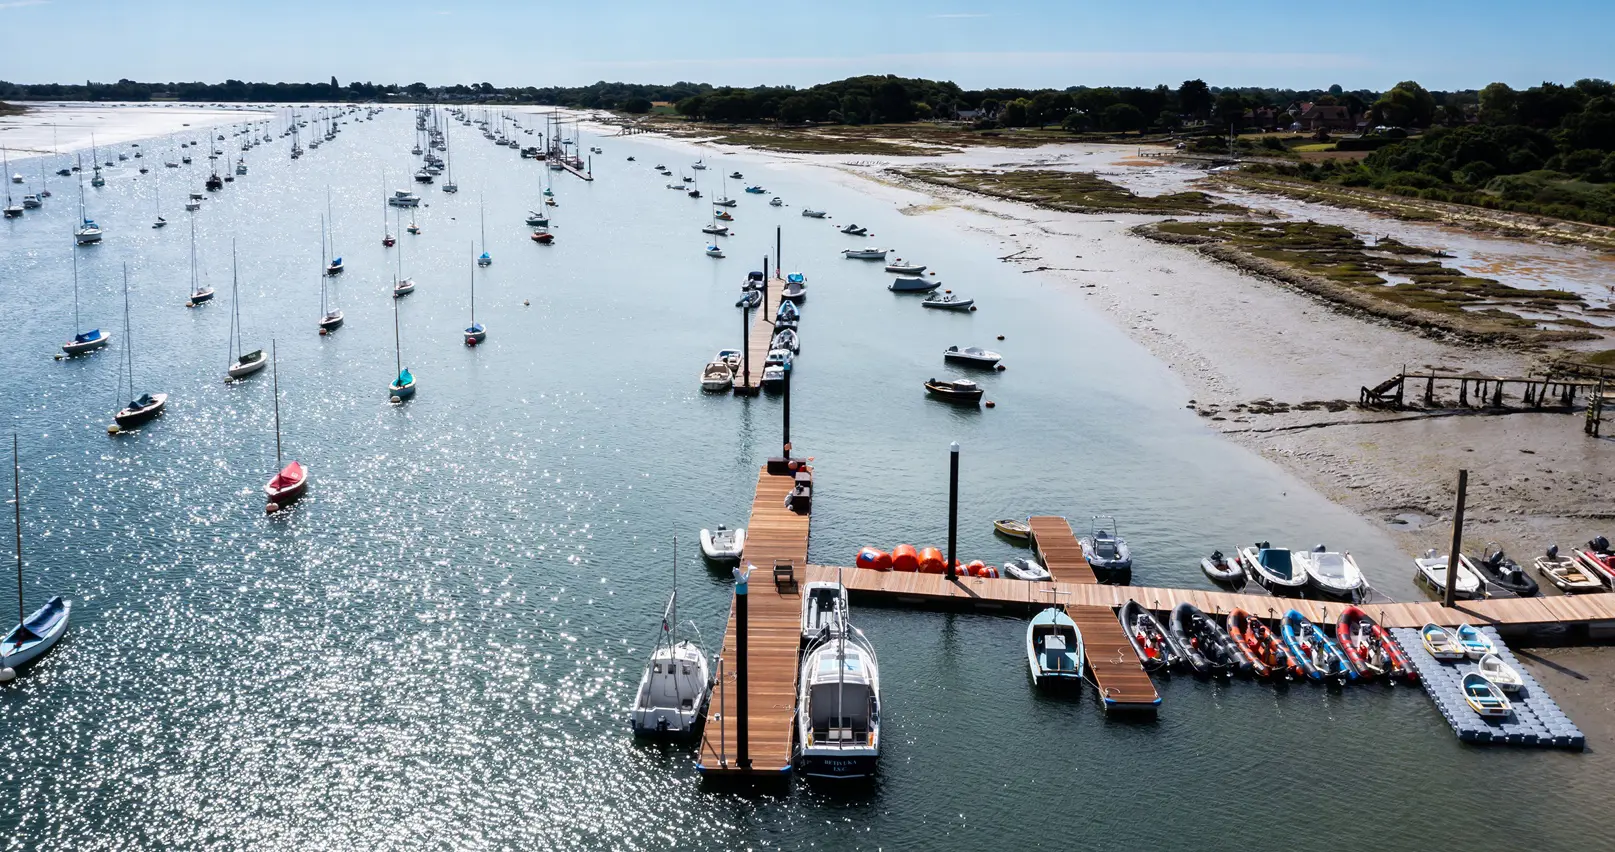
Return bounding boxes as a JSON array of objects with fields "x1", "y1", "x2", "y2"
[
  {"x1": 1118, "y1": 599, "x2": 1182, "y2": 672},
  {"x1": 1463, "y1": 544, "x2": 1539, "y2": 597},
  {"x1": 1078, "y1": 518, "x2": 1131, "y2": 584},
  {"x1": 1292, "y1": 545, "x2": 1365, "y2": 599},
  {"x1": 1335, "y1": 606, "x2": 1415, "y2": 681},
  {"x1": 1200, "y1": 550, "x2": 1243, "y2": 584},
  {"x1": 1280, "y1": 609, "x2": 1353, "y2": 682},
  {"x1": 715, "y1": 349, "x2": 742, "y2": 371},
  {"x1": 666, "y1": 183, "x2": 686, "y2": 190},
  {"x1": 1, "y1": 597, "x2": 71, "y2": 673},
  {"x1": 1170, "y1": 602, "x2": 1240, "y2": 678},
  {"x1": 1462, "y1": 672, "x2": 1512, "y2": 718},
  {"x1": 782, "y1": 278, "x2": 806, "y2": 302},
  {"x1": 1454, "y1": 623, "x2": 1495, "y2": 660},
  {"x1": 885, "y1": 262, "x2": 926, "y2": 275},
  {"x1": 921, "y1": 293, "x2": 974, "y2": 311},
  {"x1": 744, "y1": 185, "x2": 766, "y2": 194},
  {"x1": 630, "y1": 593, "x2": 712, "y2": 740},
  {"x1": 839, "y1": 224, "x2": 867, "y2": 236},
  {"x1": 776, "y1": 300, "x2": 800, "y2": 323},
  {"x1": 705, "y1": 245, "x2": 725, "y2": 258},
  {"x1": 1477, "y1": 653, "x2": 1523, "y2": 693},
  {"x1": 729, "y1": 171, "x2": 743, "y2": 179},
  {"x1": 1412, "y1": 549, "x2": 1483, "y2": 599},
  {"x1": 226, "y1": 349, "x2": 267, "y2": 380},
  {"x1": 388, "y1": 190, "x2": 421, "y2": 207},
  {"x1": 770, "y1": 328, "x2": 799, "y2": 353},
  {"x1": 769, "y1": 198, "x2": 783, "y2": 207},
  {"x1": 735, "y1": 289, "x2": 761, "y2": 309},
  {"x1": 1002, "y1": 557, "x2": 1050, "y2": 581},
  {"x1": 1237, "y1": 542, "x2": 1308, "y2": 596},
  {"x1": 531, "y1": 230, "x2": 554, "y2": 244},
  {"x1": 889, "y1": 276, "x2": 940, "y2": 293},
  {"x1": 1419, "y1": 623, "x2": 1464, "y2": 661},
  {"x1": 21, "y1": 194, "x2": 41, "y2": 209},
  {"x1": 923, "y1": 378, "x2": 982, "y2": 404},
  {"x1": 700, "y1": 361, "x2": 734, "y2": 393},
  {"x1": 1026, "y1": 607, "x2": 1083, "y2": 686},
  {"x1": 393, "y1": 277, "x2": 416, "y2": 298},
  {"x1": 692, "y1": 161, "x2": 706, "y2": 170},
  {"x1": 801, "y1": 581, "x2": 848, "y2": 644},
  {"x1": 761, "y1": 364, "x2": 785, "y2": 389},
  {"x1": 114, "y1": 392, "x2": 168, "y2": 430},
  {"x1": 1572, "y1": 536, "x2": 1615, "y2": 585},
  {"x1": 802, "y1": 208, "x2": 827, "y2": 218},
  {"x1": 993, "y1": 518, "x2": 1031, "y2": 540},
  {"x1": 414, "y1": 169, "x2": 433, "y2": 183},
  {"x1": 62, "y1": 329, "x2": 112, "y2": 357},
  {"x1": 699, "y1": 524, "x2": 745, "y2": 561},
  {"x1": 1534, "y1": 545, "x2": 1602, "y2": 592},
  {"x1": 844, "y1": 247, "x2": 889, "y2": 260},
  {"x1": 796, "y1": 617, "x2": 881, "y2": 779},
  {"x1": 1227, "y1": 609, "x2": 1289, "y2": 679}
]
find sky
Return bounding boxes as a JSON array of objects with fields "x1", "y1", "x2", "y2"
[{"x1": 1, "y1": 0, "x2": 1609, "y2": 92}]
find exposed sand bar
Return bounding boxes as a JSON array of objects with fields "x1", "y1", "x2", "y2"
[{"x1": 0, "y1": 102, "x2": 274, "y2": 157}]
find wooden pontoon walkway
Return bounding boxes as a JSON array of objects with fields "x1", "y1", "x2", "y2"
[
  {"x1": 733, "y1": 276, "x2": 784, "y2": 395},
  {"x1": 807, "y1": 566, "x2": 1615, "y2": 630},
  {"x1": 697, "y1": 466, "x2": 810, "y2": 777},
  {"x1": 1068, "y1": 606, "x2": 1160, "y2": 710},
  {"x1": 1027, "y1": 516, "x2": 1096, "y2": 584}
]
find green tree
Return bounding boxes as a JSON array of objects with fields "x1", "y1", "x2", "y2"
[
  {"x1": 1372, "y1": 81, "x2": 1437, "y2": 127},
  {"x1": 675, "y1": 94, "x2": 706, "y2": 118},
  {"x1": 1102, "y1": 102, "x2": 1147, "y2": 133},
  {"x1": 1478, "y1": 82, "x2": 1518, "y2": 125},
  {"x1": 1001, "y1": 98, "x2": 1030, "y2": 127},
  {"x1": 1214, "y1": 91, "x2": 1246, "y2": 127},
  {"x1": 1178, "y1": 79, "x2": 1212, "y2": 119},
  {"x1": 620, "y1": 96, "x2": 652, "y2": 114}
]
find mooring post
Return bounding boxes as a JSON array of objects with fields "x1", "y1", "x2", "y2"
[
  {"x1": 734, "y1": 564, "x2": 751, "y2": 769},
  {"x1": 776, "y1": 226, "x2": 782, "y2": 276},
  {"x1": 947, "y1": 442, "x2": 960, "y2": 581},
  {"x1": 1492, "y1": 380, "x2": 1503, "y2": 408},
  {"x1": 1459, "y1": 379, "x2": 1468, "y2": 407},
  {"x1": 782, "y1": 362, "x2": 791, "y2": 455},
  {"x1": 1444, "y1": 469, "x2": 1468, "y2": 609},
  {"x1": 1425, "y1": 374, "x2": 1435, "y2": 406},
  {"x1": 740, "y1": 297, "x2": 751, "y2": 388}
]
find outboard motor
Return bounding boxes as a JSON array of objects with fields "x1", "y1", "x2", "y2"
[
  {"x1": 1313, "y1": 544, "x2": 1326, "y2": 553},
  {"x1": 1594, "y1": 536, "x2": 1611, "y2": 554},
  {"x1": 1547, "y1": 544, "x2": 1560, "y2": 560}
]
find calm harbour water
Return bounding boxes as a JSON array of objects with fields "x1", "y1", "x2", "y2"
[{"x1": 0, "y1": 108, "x2": 1600, "y2": 850}]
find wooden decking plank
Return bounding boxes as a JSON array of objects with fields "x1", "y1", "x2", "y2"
[
  {"x1": 1026, "y1": 516, "x2": 1097, "y2": 584},
  {"x1": 734, "y1": 277, "x2": 786, "y2": 392}
]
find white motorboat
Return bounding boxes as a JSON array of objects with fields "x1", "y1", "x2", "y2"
[
  {"x1": 769, "y1": 198, "x2": 784, "y2": 207},
  {"x1": 699, "y1": 524, "x2": 745, "y2": 561},
  {"x1": 700, "y1": 361, "x2": 734, "y2": 393},
  {"x1": 1292, "y1": 546, "x2": 1365, "y2": 599},
  {"x1": 885, "y1": 262, "x2": 926, "y2": 275},
  {"x1": 1027, "y1": 607, "x2": 1084, "y2": 686},
  {"x1": 1534, "y1": 545, "x2": 1603, "y2": 592},
  {"x1": 630, "y1": 585, "x2": 712, "y2": 740},
  {"x1": 801, "y1": 581, "x2": 847, "y2": 643},
  {"x1": 943, "y1": 345, "x2": 1001, "y2": 366},
  {"x1": 921, "y1": 293, "x2": 974, "y2": 311},
  {"x1": 715, "y1": 349, "x2": 743, "y2": 371},
  {"x1": 1002, "y1": 556, "x2": 1051, "y2": 581},
  {"x1": 796, "y1": 615, "x2": 881, "y2": 779},
  {"x1": 1237, "y1": 542, "x2": 1308, "y2": 596},
  {"x1": 839, "y1": 224, "x2": 866, "y2": 235},
  {"x1": 801, "y1": 208, "x2": 827, "y2": 218},
  {"x1": 1477, "y1": 653, "x2": 1523, "y2": 693},
  {"x1": 843, "y1": 247, "x2": 888, "y2": 260},
  {"x1": 1413, "y1": 549, "x2": 1483, "y2": 599},
  {"x1": 889, "y1": 276, "x2": 940, "y2": 293},
  {"x1": 388, "y1": 189, "x2": 421, "y2": 207},
  {"x1": 761, "y1": 364, "x2": 785, "y2": 389}
]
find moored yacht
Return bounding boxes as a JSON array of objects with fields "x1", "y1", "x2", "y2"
[{"x1": 796, "y1": 611, "x2": 881, "y2": 779}]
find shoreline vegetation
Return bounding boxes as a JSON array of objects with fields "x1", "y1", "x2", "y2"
[
  {"x1": 1134, "y1": 220, "x2": 1598, "y2": 347},
  {"x1": 895, "y1": 167, "x2": 1249, "y2": 216},
  {"x1": 0, "y1": 101, "x2": 24, "y2": 115}
]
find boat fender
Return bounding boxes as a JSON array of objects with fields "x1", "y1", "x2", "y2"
[
  {"x1": 997, "y1": 335, "x2": 1004, "y2": 340},
  {"x1": 0, "y1": 667, "x2": 13, "y2": 682},
  {"x1": 984, "y1": 401, "x2": 995, "y2": 408}
]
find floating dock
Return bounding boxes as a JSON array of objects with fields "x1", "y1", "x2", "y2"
[
  {"x1": 1391, "y1": 626, "x2": 1585, "y2": 749},
  {"x1": 1067, "y1": 606, "x2": 1160, "y2": 710},
  {"x1": 697, "y1": 466, "x2": 810, "y2": 777},
  {"x1": 732, "y1": 276, "x2": 784, "y2": 396},
  {"x1": 1027, "y1": 516, "x2": 1096, "y2": 584}
]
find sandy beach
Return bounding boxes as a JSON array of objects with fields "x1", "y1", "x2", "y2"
[{"x1": 0, "y1": 102, "x2": 273, "y2": 156}]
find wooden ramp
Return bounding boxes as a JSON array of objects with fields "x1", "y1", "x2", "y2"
[
  {"x1": 1069, "y1": 606, "x2": 1160, "y2": 711},
  {"x1": 733, "y1": 278, "x2": 783, "y2": 394},
  {"x1": 697, "y1": 467, "x2": 809, "y2": 777},
  {"x1": 809, "y1": 565, "x2": 1615, "y2": 630},
  {"x1": 1027, "y1": 516, "x2": 1096, "y2": 584}
]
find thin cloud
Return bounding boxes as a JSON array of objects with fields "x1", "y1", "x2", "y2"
[
  {"x1": 930, "y1": 13, "x2": 989, "y2": 17},
  {"x1": 0, "y1": 0, "x2": 50, "y2": 9}
]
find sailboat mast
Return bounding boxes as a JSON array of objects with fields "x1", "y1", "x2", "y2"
[
  {"x1": 121, "y1": 263, "x2": 132, "y2": 402},
  {"x1": 229, "y1": 241, "x2": 241, "y2": 362},
  {"x1": 13, "y1": 434, "x2": 23, "y2": 631},
  {"x1": 469, "y1": 241, "x2": 475, "y2": 323},
  {"x1": 71, "y1": 239, "x2": 80, "y2": 334},
  {"x1": 189, "y1": 212, "x2": 199, "y2": 297},
  {"x1": 271, "y1": 340, "x2": 283, "y2": 468},
  {"x1": 393, "y1": 293, "x2": 402, "y2": 377},
  {"x1": 320, "y1": 215, "x2": 328, "y2": 315}
]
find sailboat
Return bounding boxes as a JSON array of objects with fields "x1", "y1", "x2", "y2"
[
  {"x1": 464, "y1": 241, "x2": 486, "y2": 345},
  {"x1": 111, "y1": 264, "x2": 168, "y2": 433},
  {"x1": 185, "y1": 215, "x2": 215, "y2": 306},
  {"x1": 441, "y1": 127, "x2": 458, "y2": 193},
  {"x1": 393, "y1": 223, "x2": 416, "y2": 298},
  {"x1": 629, "y1": 537, "x2": 712, "y2": 739},
  {"x1": 0, "y1": 436, "x2": 71, "y2": 682},
  {"x1": 1, "y1": 148, "x2": 21, "y2": 218},
  {"x1": 388, "y1": 288, "x2": 416, "y2": 402},
  {"x1": 264, "y1": 342, "x2": 308, "y2": 513},
  {"x1": 73, "y1": 158, "x2": 103, "y2": 245},
  {"x1": 61, "y1": 246, "x2": 111, "y2": 356},
  {"x1": 477, "y1": 197, "x2": 492, "y2": 266},
  {"x1": 89, "y1": 135, "x2": 105, "y2": 188},
  {"x1": 151, "y1": 181, "x2": 167, "y2": 228},
  {"x1": 224, "y1": 243, "x2": 266, "y2": 380},
  {"x1": 381, "y1": 173, "x2": 395, "y2": 247},
  {"x1": 318, "y1": 217, "x2": 344, "y2": 334},
  {"x1": 324, "y1": 192, "x2": 343, "y2": 275},
  {"x1": 714, "y1": 175, "x2": 737, "y2": 208},
  {"x1": 406, "y1": 205, "x2": 421, "y2": 235}
]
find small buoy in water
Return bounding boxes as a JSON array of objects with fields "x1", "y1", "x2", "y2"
[
  {"x1": 996, "y1": 334, "x2": 1005, "y2": 340},
  {"x1": 106, "y1": 424, "x2": 120, "y2": 435},
  {"x1": 985, "y1": 400, "x2": 996, "y2": 408},
  {"x1": 53, "y1": 354, "x2": 63, "y2": 361},
  {"x1": 466, "y1": 337, "x2": 478, "y2": 347},
  {"x1": 523, "y1": 299, "x2": 530, "y2": 306},
  {"x1": 390, "y1": 395, "x2": 402, "y2": 404},
  {"x1": 969, "y1": 305, "x2": 978, "y2": 311},
  {"x1": 996, "y1": 364, "x2": 1006, "y2": 371},
  {"x1": 319, "y1": 328, "x2": 329, "y2": 336},
  {"x1": 266, "y1": 502, "x2": 280, "y2": 515},
  {"x1": 185, "y1": 301, "x2": 195, "y2": 308},
  {"x1": 0, "y1": 667, "x2": 14, "y2": 683}
]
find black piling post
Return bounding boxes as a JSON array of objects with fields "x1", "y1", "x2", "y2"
[
  {"x1": 740, "y1": 298, "x2": 751, "y2": 389},
  {"x1": 735, "y1": 568, "x2": 751, "y2": 769},
  {"x1": 782, "y1": 362, "x2": 791, "y2": 456},
  {"x1": 947, "y1": 442, "x2": 960, "y2": 581},
  {"x1": 1444, "y1": 469, "x2": 1468, "y2": 609}
]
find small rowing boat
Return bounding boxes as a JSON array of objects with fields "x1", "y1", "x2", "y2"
[
  {"x1": 1462, "y1": 672, "x2": 1512, "y2": 718},
  {"x1": 992, "y1": 518, "x2": 1030, "y2": 540}
]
